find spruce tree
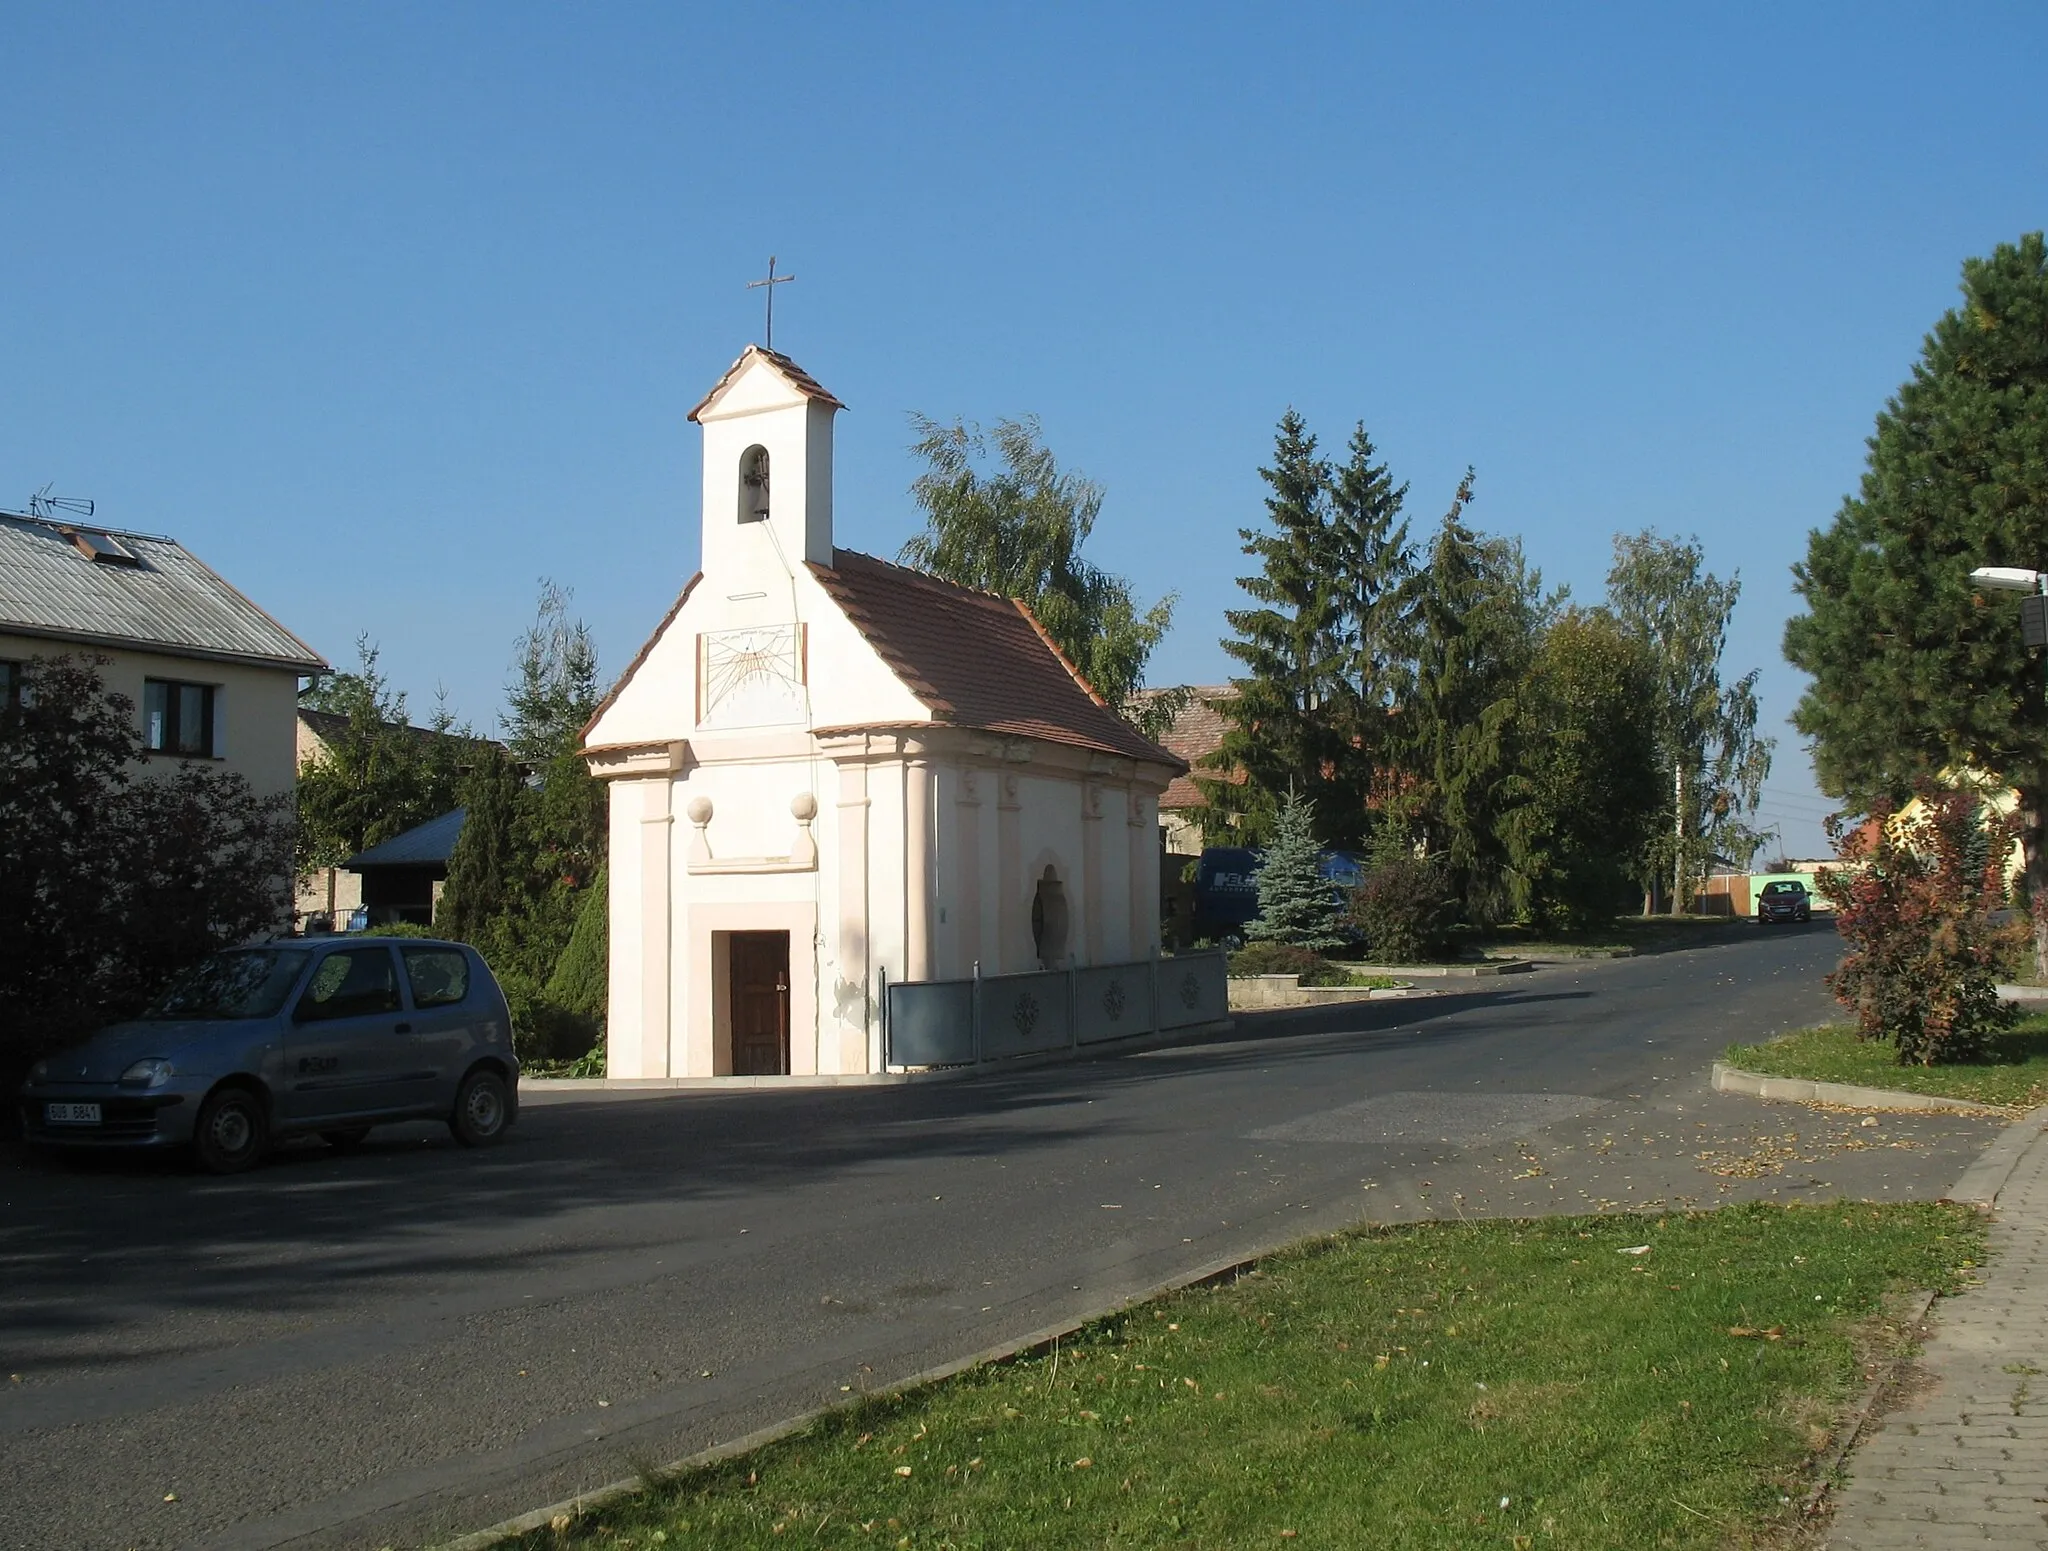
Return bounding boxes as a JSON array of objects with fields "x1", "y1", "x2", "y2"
[
  {"x1": 1401, "y1": 473, "x2": 1552, "y2": 922},
  {"x1": 1785, "y1": 233, "x2": 2048, "y2": 973},
  {"x1": 1247, "y1": 791, "x2": 1345, "y2": 951},
  {"x1": 1326, "y1": 423, "x2": 1415, "y2": 841},
  {"x1": 1204, "y1": 411, "x2": 1345, "y2": 844},
  {"x1": 437, "y1": 745, "x2": 526, "y2": 958}
]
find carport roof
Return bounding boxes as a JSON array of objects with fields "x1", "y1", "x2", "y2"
[{"x1": 345, "y1": 808, "x2": 467, "y2": 871}]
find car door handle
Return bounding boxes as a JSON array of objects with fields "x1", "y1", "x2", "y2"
[{"x1": 395, "y1": 1022, "x2": 413, "y2": 1034}]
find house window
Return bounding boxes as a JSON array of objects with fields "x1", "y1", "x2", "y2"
[
  {"x1": 0, "y1": 660, "x2": 20, "y2": 712},
  {"x1": 144, "y1": 678, "x2": 217, "y2": 757}
]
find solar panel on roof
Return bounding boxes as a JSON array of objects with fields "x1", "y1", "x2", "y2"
[{"x1": 67, "y1": 529, "x2": 141, "y2": 566}]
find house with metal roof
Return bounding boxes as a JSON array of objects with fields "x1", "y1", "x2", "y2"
[
  {"x1": 0, "y1": 509, "x2": 328, "y2": 798},
  {"x1": 582, "y1": 346, "x2": 1188, "y2": 1081},
  {"x1": 331, "y1": 807, "x2": 467, "y2": 929}
]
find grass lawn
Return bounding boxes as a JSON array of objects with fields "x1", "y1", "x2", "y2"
[
  {"x1": 516, "y1": 1204, "x2": 1979, "y2": 1551},
  {"x1": 1727, "y1": 1017, "x2": 2048, "y2": 1110}
]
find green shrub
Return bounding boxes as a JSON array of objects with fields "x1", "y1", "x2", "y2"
[
  {"x1": 1348, "y1": 854, "x2": 1459, "y2": 964},
  {"x1": 1824, "y1": 784, "x2": 2018, "y2": 1064},
  {"x1": 545, "y1": 868, "x2": 607, "y2": 1022},
  {"x1": 1229, "y1": 941, "x2": 1325, "y2": 979}
]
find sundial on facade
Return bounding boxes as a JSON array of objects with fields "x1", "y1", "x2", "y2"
[{"x1": 699, "y1": 622, "x2": 806, "y2": 728}]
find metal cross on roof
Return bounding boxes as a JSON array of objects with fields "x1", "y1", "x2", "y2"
[{"x1": 747, "y1": 255, "x2": 795, "y2": 350}]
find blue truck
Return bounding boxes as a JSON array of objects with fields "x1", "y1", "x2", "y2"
[{"x1": 1191, "y1": 846, "x2": 1365, "y2": 942}]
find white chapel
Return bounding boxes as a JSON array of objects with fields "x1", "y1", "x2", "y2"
[{"x1": 582, "y1": 346, "x2": 1187, "y2": 1079}]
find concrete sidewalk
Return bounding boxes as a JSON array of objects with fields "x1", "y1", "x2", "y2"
[{"x1": 1830, "y1": 1107, "x2": 2048, "y2": 1548}]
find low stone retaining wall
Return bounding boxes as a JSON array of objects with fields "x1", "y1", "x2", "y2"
[
  {"x1": 1227, "y1": 974, "x2": 1444, "y2": 1011},
  {"x1": 1355, "y1": 959, "x2": 1533, "y2": 978}
]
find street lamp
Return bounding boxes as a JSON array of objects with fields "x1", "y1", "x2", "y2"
[
  {"x1": 1972, "y1": 566, "x2": 2044, "y2": 593},
  {"x1": 1972, "y1": 566, "x2": 2048, "y2": 648}
]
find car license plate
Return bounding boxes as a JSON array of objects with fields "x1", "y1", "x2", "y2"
[{"x1": 45, "y1": 1102, "x2": 101, "y2": 1125}]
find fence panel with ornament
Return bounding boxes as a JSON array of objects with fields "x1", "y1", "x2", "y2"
[{"x1": 882, "y1": 949, "x2": 1229, "y2": 1069}]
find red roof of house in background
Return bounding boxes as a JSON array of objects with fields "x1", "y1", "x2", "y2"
[
  {"x1": 1132, "y1": 686, "x2": 1238, "y2": 810},
  {"x1": 808, "y1": 549, "x2": 1183, "y2": 768}
]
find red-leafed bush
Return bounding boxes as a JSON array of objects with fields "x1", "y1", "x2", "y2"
[{"x1": 1821, "y1": 784, "x2": 2018, "y2": 1065}]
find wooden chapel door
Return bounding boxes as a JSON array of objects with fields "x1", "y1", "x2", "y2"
[{"x1": 729, "y1": 931, "x2": 790, "y2": 1076}]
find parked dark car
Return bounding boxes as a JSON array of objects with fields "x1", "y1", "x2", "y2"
[
  {"x1": 1756, "y1": 879, "x2": 1814, "y2": 924},
  {"x1": 17, "y1": 937, "x2": 519, "y2": 1173}
]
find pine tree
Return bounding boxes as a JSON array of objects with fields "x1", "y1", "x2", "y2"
[
  {"x1": 1247, "y1": 791, "x2": 1345, "y2": 951},
  {"x1": 1204, "y1": 411, "x2": 1345, "y2": 844},
  {"x1": 1785, "y1": 233, "x2": 2048, "y2": 973}
]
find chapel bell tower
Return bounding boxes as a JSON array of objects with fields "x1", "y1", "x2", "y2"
[{"x1": 688, "y1": 346, "x2": 844, "y2": 576}]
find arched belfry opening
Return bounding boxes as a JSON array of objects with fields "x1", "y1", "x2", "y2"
[
  {"x1": 739, "y1": 444, "x2": 770, "y2": 523},
  {"x1": 1031, "y1": 866, "x2": 1070, "y2": 969}
]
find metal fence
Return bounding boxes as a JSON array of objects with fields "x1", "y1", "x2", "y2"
[{"x1": 883, "y1": 949, "x2": 1229, "y2": 1069}]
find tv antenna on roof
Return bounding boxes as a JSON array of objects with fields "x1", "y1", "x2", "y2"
[{"x1": 29, "y1": 484, "x2": 94, "y2": 521}]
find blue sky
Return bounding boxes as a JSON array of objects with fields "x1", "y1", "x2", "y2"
[{"x1": 4, "y1": 4, "x2": 2043, "y2": 855}]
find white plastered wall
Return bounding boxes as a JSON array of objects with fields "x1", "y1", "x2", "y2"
[
  {"x1": 0, "y1": 633, "x2": 304, "y2": 799},
  {"x1": 588, "y1": 347, "x2": 1178, "y2": 1077}
]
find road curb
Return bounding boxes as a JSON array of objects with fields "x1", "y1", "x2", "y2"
[
  {"x1": 1711, "y1": 1061, "x2": 2008, "y2": 1115},
  {"x1": 1801, "y1": 1287, "x2": 1941, "y2": 1519},
  {"x1": 430, "y1": 1246, "x2": 1282, "y2": 1549},
  {"x1": 520, "y1": 1020, "x2": 1238, "y2": 1093},
  {"x1": 1944, "y1": 1103, "x2": 2048, "y2": 1209}
]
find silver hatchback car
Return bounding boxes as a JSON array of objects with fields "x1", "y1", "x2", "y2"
[{"x1": 17, "y1": 937, "x2": 520, "y2": 1173}]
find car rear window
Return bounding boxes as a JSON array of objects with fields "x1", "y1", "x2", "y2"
[{"x1": 403, "y1": 949, "x2": 470, "y2": 1009}]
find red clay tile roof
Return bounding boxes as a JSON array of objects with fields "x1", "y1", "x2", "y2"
[
  {"x1": 808, "y1": 549, "x2": 1184, "y2": 769},
  {"x1": 688, "y1": 346, "x2": 845, "y2": 422},
  {"x1": 1131, "y1": 686, "x2": 1239, "y2": 810}
]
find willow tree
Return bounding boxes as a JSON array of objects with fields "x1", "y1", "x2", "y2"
[
  {"x1": 1607, "y1": 532, "x2": 1772, "y2": 912},
  {"x1": 900, "y1": 414, "x2": 1176, "y2": 722},
  {"x1": 1785, "y1": 233, "x2": 2048, "y2": 971}
]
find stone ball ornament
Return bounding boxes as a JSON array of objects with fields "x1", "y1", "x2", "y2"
[
  {"x1": 685, "y1": 795, "x2": 714, "y2": 825},
  {"x1": 790, "y1": 791, "x2": 818, "y2": 822}
]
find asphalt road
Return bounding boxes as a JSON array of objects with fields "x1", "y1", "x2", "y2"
[{"x1": 0, "y1": 924, "x2": 2007, "y2": 1551}]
